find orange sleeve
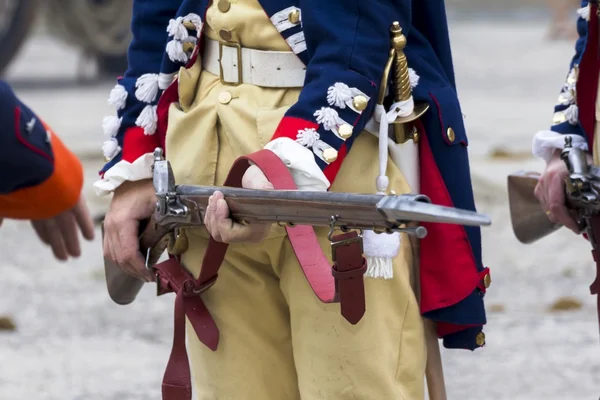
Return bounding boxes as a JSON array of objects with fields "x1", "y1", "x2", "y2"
[{"x1": 0, "y1": 122, "x2": 84, "y2": 220}]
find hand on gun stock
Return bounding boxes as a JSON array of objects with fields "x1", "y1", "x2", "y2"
[
  {"x1": 204, "y1": 165, "x2": 274, "y2": 244},
  {"x1": 102, "y1": 179, "x2": 157, "y2": 283},
  {"x1": 534, "y1": 148, "x2": 582, "y2": 233}
]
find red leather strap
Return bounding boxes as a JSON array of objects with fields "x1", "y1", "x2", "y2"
[
  {"x1": 589, "y1": 216, "x2": 600, "y2": 339},
  {"x1": 154, "y1": 149, "x2": 367, "y2": 400},
  {"x1": 331, "y1": 231, "x2": 367, "y2": 324},
  {"x1": 577, "y1": 2, "x2": 600, "y2": 147}
]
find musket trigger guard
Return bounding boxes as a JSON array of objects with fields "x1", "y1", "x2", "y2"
[
  {"x1": 327, "y1": 215, "x2": 340, "y2": 242},
  {"x1": 327, "y1": 215, "x2": 363, "y2": 242}
]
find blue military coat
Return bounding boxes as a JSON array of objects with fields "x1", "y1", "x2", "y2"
[
  {"x1": 100, "y1": 0, "x2": 490, "y2": 350},
  {"x1": 0, "y1": 80, "x2": 83, "y2": 219},
  {"x1": 550, "y1": 1, "x2": 597, "y2": 146}
]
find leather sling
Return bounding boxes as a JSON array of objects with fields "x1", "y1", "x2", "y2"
[{"x1": 152, "y1": 149, "x2": 367, "y2": 400}]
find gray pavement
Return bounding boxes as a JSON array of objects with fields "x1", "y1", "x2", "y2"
[{"x1": 2, "y1": 15, "x2": 599, "y2": 400}]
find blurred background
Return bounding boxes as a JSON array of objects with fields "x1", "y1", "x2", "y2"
[{"x1": 1, "y1": 0, "x2": 599, "y2": 399}]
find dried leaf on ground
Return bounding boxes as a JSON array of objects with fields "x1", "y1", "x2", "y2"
[
  {"x1": 548, "y1": 297, "x2": 583, "y2": 312},
  {"x1": 0, "y1": 316, "x2": 16, "y2": 331},
  {"x1": 488, "y1": 304, "x2": 506, "y2": 313}
]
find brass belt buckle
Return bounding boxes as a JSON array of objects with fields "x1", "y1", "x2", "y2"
[{"x1": 219, "y1": 41, "x2": 243, "y2": 86}]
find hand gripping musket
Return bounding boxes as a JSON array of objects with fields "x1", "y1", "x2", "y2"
[{"x1": 508, "y1": 136, "x2": 600, "y2": 336}]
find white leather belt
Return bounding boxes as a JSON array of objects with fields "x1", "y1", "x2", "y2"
[{"x1": 202, "y1": 37, "x2": 307, "y2": 88}]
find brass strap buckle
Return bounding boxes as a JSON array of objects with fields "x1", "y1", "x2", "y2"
[
  {"x1": 218, "y1": 41, "x2": 243, "y2": 86},
  {"x1": 328, "y1": 215, "x2": 364, "y2": 262}
]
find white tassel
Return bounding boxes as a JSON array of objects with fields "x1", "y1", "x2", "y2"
[
  {"x1": 166, "y1": 40, "x2": 189, "y2": 64},
  {"x1": 135, "y1": 105, "x2": 158, "y2": 135},
  {"x1": 363, "y1": 230, "x2": 400, "y2": 280},
  {"x1": 327, "y1": 82, "x2": 352, "y2": 109},
  {"x1": 577, "y1": 5, "x2": 590, "y2": 21},
  {"x1": 167, "y1": 17, "x2": 189, "y2": 41},
  {"x1": 565, "y1": 104, "x2": 579, "y2": 125},
  {"x1": 102, "y1": 116, "x2": 122, "y2": 138},
  {"x1": 314, "y1": 107, "x2": 342, "y2": 131},
  {"x1": 107, "y1": 84, "x2": 128, "y2": 110},
  {"x1": 158, "y1": 72, "x2": 177, "y2": 90},
  {"x1": 296, "y1": 128, "x2": 320, "y2": 148},
  {"x1": 363, "y1": 104, "x2": 401, "y2": 279},
  {"x1": 183, "y1": 13, "x2": 203, "y2": 32},
  {"x1": 135, "y1": 73, "x2": 160, "y2": 103},
  {"x1": 558, "y1": 89, "x2": 574, "y2": 105},
  {"x1": 102, "y1": 138, "x2": 121, "y2": 160},
  {"x1": 408, "y1": 68, "x2": 420, "y2": 88}
]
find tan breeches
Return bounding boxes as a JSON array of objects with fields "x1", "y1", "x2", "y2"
[{"x1": 164, "y1": 57, "x2": 426, "y2": 400}]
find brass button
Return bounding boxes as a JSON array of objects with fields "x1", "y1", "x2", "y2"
[
  {"x1": 322, "y1": 148, "x2": 338, "y2": 163},
  {"x1": 338, "y1": 124, "x2": 353, "y2": 139},
  {"x1": 352, "y1": 95, "x2": 368, "y2": 111},
  {"x1": 552, "y1": 112, "x2": 566, "y2": 125},
  {"x1": 288, "y1": 9, "x2": 301, "y2": 25},
  {"x1": 183, "y1": 21, "x2": 196, "y2": 30},
  {"x1": 475, "y1": 332, "x2": 486, "y2": 347},
  {"x1": 446, "y1": 127, "x2": 455, "y2": 143},
  {"x1": 218, "y1": 0, "x2": 231, "y2": 12},
  {"x1": 182, "y1": 41, "x2": 196, "y2": 53},
  {"x1": 218, "y1": 91, "x2": 232, "y2": 104},
  {"x1": 483, "y1": 273, "x2": 491, "y2": 289},
  {"x1": 219, "y1": 29, "x2": 232, "y2": 41},
  {"x1": 411, "y1": 129, "x2": 420, "y2": 144}
]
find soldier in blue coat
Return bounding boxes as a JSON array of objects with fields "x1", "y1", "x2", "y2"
[
  {"x1": 0, "y1": 80, "x2": 95, "y2": 260},
  {"x1": 97, "y1": 1, "x2": 491, "y2": 398},
  {"x1": 533, "y1": 1, "x2": 598, "y2": 230}
]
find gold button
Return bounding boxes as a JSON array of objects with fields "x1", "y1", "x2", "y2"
[
  {"x1": 219, "y1": 29, "x2": 232, "y2": 41},
  {"x1": 338, "y1": 124, "x2": 353, "y2": 139},
  {"x1": 483, "y1": 273, "x2": 491, "y2": 289},
  {"x1": 411, "y1": 129, "x2": 420, "y2": 144},
  {"x1": 446, "y1": 127, "x2": 455, "y2": 143},
  {"x1": 475, "y1": 332, "x2": 486, "y2": 347},
  {"x1": 352, "y1": 95, "x2": 368, "y2": 111},
  {"x1": 218, "y1": 0, "x2": 231, "y2": 12},
  {"x1": 218, "y1": 91, "x2": 232, "y2": 104},
  {"x1": 552, "y1": 112, "x2": 566, "y2": 125},
  {"x1": 322, "y1": 148, "x2": 338, "y2": 163},
  {"x1": 183, "y1": 21, "x2": 196, "y2": 30},
  {"x1": 182, "y1": 41, "x2": 195, "y2": 53},
  {"x1": 288, "y1": 9, "x2": 301, "y2": 25}
]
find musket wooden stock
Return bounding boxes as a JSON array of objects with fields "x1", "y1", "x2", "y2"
[
  {"x1": 102, "y1": 217, "x2": 170, "y2": 305},
  {"x1": 507, "y1": 171, "x2": 562, "y2": 244}
]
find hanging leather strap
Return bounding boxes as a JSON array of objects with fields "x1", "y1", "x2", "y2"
[
  {"x1": 589, "y1": 216, "x2": 600, "y2": 340},
  {"x1": 153, "y1": 149, "x2": 367, "y2": 400}
]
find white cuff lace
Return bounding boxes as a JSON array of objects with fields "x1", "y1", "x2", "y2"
[
  {"x1": 532, "y1": 130, "x2": 588, "y2": 163},
  {"x1": 264, "y1": 137, "x2": 331, "y2": 192},
  {"x1": 93, "y1": 153, "x2": 155, "y2": 197}
]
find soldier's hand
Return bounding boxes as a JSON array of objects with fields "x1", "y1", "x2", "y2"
[
  {"x1": 534, "y1": 149, "x2": 581, "y2": 233},
  {"x1": 30, "y1": 195, "x2": 95, "y2": 261},
  {"x1": 205, "y1": 165, "x2": 273, "y2": 243},
  {"x1": 103, "y1": 179, "x2": 156, "y2": 282}
]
